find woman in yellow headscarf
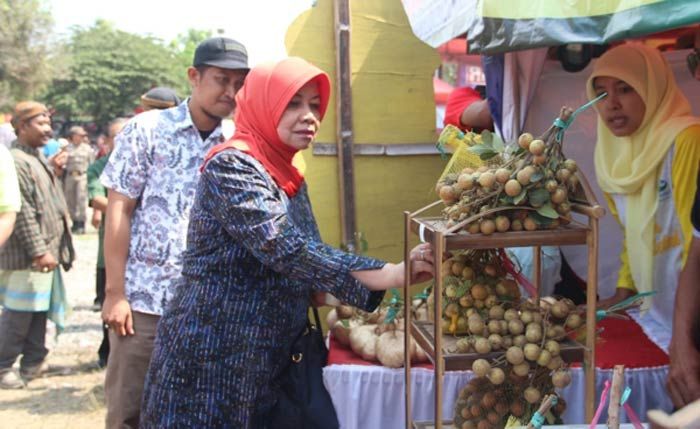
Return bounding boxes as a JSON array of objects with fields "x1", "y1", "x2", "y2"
[{"x1": 588, "y1": 43, "x2": 700, "y2": 352}]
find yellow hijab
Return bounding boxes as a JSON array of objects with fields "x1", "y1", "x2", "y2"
[{"x1": 587, "y1": 43, "x2": 700, "y2": 296}]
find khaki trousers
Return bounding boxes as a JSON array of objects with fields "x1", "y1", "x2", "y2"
[
  {"x1": 63, "y1": 172, "x2": 87, "y2": 223},
  {"x1": 104, "y1": 311, "x2": 159, "y2": 429}
]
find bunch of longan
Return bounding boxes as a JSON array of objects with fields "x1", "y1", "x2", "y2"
[{"x1": 436, "y1": 131, "x2": 581, "y2": 234}]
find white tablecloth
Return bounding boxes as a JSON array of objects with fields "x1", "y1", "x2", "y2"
[{"x1": 323, "y1": 364, "x2": 671, "y2": 429}]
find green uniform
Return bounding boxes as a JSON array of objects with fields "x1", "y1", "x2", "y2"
[{"x1": 87, "y1": 154, "x2": 110, "y2": 268}]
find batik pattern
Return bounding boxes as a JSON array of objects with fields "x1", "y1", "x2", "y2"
[{"x1": 100, "y1": 101, "x2": 226, "y2": 315}]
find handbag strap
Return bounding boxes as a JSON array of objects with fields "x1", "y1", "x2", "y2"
[
  {"x1": 290, "y1": 306, "x2": 323, "y2": 345},
  {"x1": 311, "y1": 306, "x2": 322, "y2": 333}
]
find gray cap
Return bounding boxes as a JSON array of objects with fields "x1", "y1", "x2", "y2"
[
  {"x1": 141, "y1": 87, "x2": 181, "y2": 110},
  {"x1": 193, "y1": 37, "x2": 249, "y2": 71}
]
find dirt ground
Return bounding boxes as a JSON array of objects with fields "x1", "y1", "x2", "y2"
[{"x1": 0, "y1": 231, "x2": 107, "y2": 428}]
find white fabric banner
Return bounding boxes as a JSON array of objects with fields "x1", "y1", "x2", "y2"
[
  {"x1": 324, "y1": 364, "x2": 671, "y2": 429},
  {"x1": 501, "y1": 48, "x2": 549, "y2": 143}
]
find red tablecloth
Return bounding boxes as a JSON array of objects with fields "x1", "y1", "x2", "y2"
[
  {"x1": 595, "y1": 315, "x2": 669, "y2": 368},
  {"x1": 327, "y1": 335, "x2": 433, "y2": 368}
]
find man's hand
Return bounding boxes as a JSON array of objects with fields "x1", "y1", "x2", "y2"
[
  {"x1": 668, "y1": 336, "x2": 700, "y2": 407},
  {"x1": 91, "y1": 209, "x2": 102, "y2": 229},
  {"x1": 102, "y1": 293, "x2": 134, "y2": 337},
  {"x1": 50, "y1": 151, "x2": 68, "y2": 176},
  {"x1": 32, "y1": 252, "x2": 58, "y2": 272}
]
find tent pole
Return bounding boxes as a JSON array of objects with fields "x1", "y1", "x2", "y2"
[{"x1": 334, "y1": 0, "x2": 358, "y2": 253}]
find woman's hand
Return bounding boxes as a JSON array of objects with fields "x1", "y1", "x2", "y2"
[
  {"x1": 596, "y1": 287, "x2": 636, "y2": 310},
  {"x1": 410, "y1": 243, "x2": 435, "y2": 264},
  {"x1": 351, "y1": 244, "x2": 435, "y2": 291}
]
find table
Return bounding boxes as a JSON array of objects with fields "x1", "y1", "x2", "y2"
[{"x1": 323, "y1": 316, "x2": 671, "y2": 429}]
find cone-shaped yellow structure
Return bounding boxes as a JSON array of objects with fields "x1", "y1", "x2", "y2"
[{"x1": 286, "y1": 0, "x2": 443, "y2": 261}]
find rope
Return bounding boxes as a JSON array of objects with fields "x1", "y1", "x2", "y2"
[
  {"x1": 383, "y1": 289, "x2": 402, "y2": 324},
  {"x1": 553, "y1": 92, "x2": 608, "y2": 142},
  {"x1": 528, "y1": 396, "x2": 557, "y2": 429},
  {"x1": 595, "y1": 291, "x2": 656, "y2": 321},
  {"x1": 529, "y1": 412, "x2": 546, "y2": 429}
]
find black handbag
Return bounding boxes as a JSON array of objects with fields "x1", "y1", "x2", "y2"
[{"x1": 268, "y1": 307, "x2": 340, "y2": 429}]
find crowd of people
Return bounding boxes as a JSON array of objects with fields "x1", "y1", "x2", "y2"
[
  {"x1": 0, "y1": 33, "x2": 699, "y2": 428},
  {"x1": 0, "y1": 36, "x2": 433, "y2": 428}
]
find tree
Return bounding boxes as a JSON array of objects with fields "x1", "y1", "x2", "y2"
[
  {"x1": 43, "y1": 20, "x2": 178, "y2": 127},
  {"x1": 168, "y1": 28, "x2": 213, "y2": 96},
  {"x1": 0, "y1": 0, "x2": 53, "y2": 110}
]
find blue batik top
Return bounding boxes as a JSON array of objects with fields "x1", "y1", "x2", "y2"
[{"x1": 141, "y1": 148, "x2": 385, "y2": 428}]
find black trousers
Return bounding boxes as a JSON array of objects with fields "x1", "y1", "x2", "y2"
[
  {"x1": 96, "y1": 267, "x2": 109, "y2": 363},
  {"x1": 0, "y1": 309, "x2": 48, "y2": 370}
]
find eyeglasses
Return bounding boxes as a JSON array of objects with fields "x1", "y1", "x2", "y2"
[{"x1": 687, "y1": 48, "x2": 699, "y2": 77}]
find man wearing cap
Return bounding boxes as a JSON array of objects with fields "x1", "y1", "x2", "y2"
[
  {"x1": 63, "y1": 126, "x2": 94, "y2": 234},
  {"x1": 0, "y1": 101, "x2": 74, "y2": 389},
  {"x1": 140, "y1": 87, "x2": 181, "y2": 111},
  {"x1": 100, "y1": 37, "x2": 249, "y2": 428}
]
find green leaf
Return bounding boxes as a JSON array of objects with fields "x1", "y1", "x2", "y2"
[
  {"x1": 532, "y1": 212, "x2": 555, "y2": 225},
  {"x1": 492, "y1": 133, "x2": 505, "y2": 152},
  {"x1": 456, "y1": 281, "x2": 471, "y2": 297},
  {"x1": 514, "y1": 189, "x2": 528, "y2": 205},
  {"x1": 480, "y1": 130, "x2": 493, "y2": 146},
  {"x1": 468, "y1": 145, "x2": 499, "y2": 160},
  {"x1": 530, "y1": 170, "x2": 544, "y2": 183},
  {"x1": 508, "y1": 145, "x2": 525, "y2": 156},
  {"x1": 480, "y1": 151, "x2": 499, "y2": 161},
  {"x1": 341, "y1": 319, "x2": 349, "y2": 328},
  {"x1": 500, "y1": 196, "x2": 514, "y2": 205},
  {"x1": 536, "y1": 203, "x2": 560, "y2": 219},
  {"x1": 468, "y1": 145, "x2": 496, "y2": 156},
  {"x1": 528, "y1": 188, "x2": 550, "y2": 207},
  {"x1": 356, "y1": 232, "x2": 369, "y2": 255}
]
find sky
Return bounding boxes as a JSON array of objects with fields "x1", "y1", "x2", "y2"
[{"x1": 47, "y1": 0, "x2": 315, "y2": 66}]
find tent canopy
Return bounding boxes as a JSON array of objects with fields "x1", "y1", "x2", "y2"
[{"x1": 401, "y1": 0, "x2": 700, "y2": 53}]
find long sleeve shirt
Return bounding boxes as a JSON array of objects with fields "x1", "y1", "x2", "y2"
[
  {"x1": 0, "y1": 141, "x2": 73, "y2": 271},
  {"x1": 141, "y1": 148, "x2": 385, "y2": 428}
]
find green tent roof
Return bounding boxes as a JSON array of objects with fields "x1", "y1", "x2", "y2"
[{"x1": 401, "y1": 0, "x2": 700, "y2": 53}]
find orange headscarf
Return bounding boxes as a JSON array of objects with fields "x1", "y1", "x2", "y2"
[{"x1": 204, "y1": 57, "x2": 331, "y2": 197}]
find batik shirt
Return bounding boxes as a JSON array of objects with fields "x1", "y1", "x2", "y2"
[
  {"x1": 141, "y1": 149, "x2": 385, "y2": 428},
  {"x1": 100, "y1": 101, "x2": 225, "y2": 315}
]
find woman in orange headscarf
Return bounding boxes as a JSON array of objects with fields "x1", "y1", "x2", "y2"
[
  {"x1": 588, "y1": 44, "x2": 700, "y2": 354},
  {"x1": 139, "y1": 58, "x2": 433, "y2": 428}
]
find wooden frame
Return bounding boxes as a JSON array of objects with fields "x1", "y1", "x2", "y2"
[
  {"x1": 333, "y1": 0, "x2": 359, "y2": 252},
  {"x1": 403, "y1": 172, "x2": 603, "y2": 429}
]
